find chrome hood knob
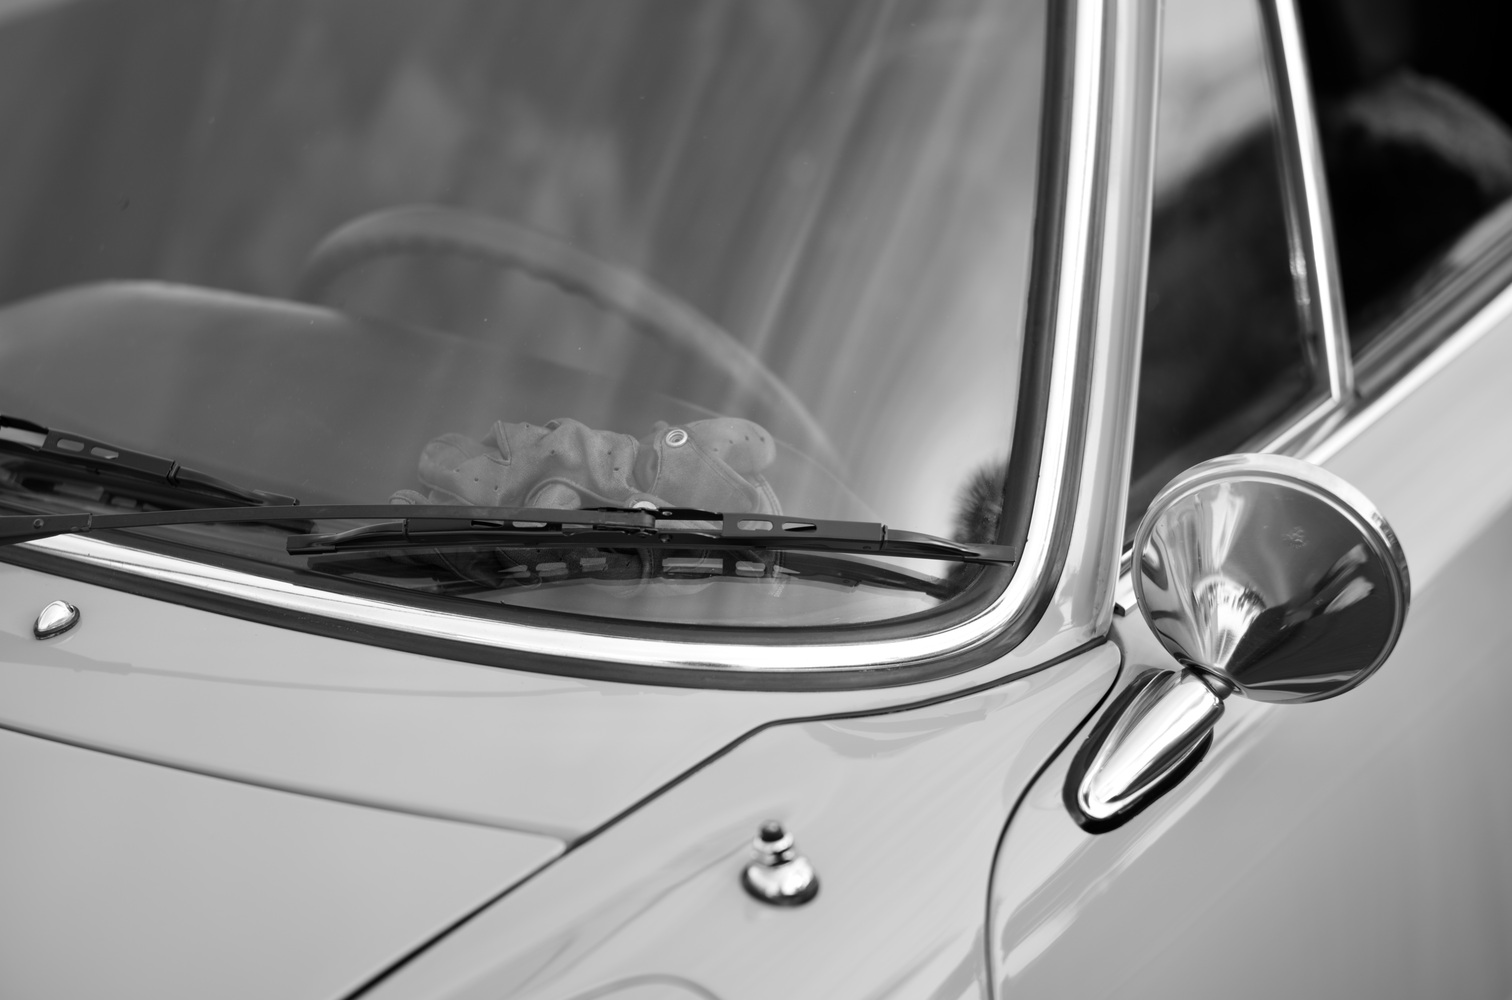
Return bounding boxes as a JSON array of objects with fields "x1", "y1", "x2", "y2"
[{"x1": 741, "y1": 821, "x2": 819, "y2": 906}]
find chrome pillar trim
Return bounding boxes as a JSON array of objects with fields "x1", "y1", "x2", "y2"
[
  {"x1": 33, "y1": 599, "x2": 79, "y2": 639},
  {"x1": 12, "y1": 0, "x2": 1149, "y2": 682},
  {"x1": 1063, "y1": 0, "x2": 1162, "y2": 641},
  {"x1": 1069, "y1": 667, "x2": 1222, "y2": 826},
  {"x1": 1261, "y1": 0, "x2": 1355, "y2": 403},
  {"x1": 1020, "y1": 0, "x2": 1161, "y2": 649}
]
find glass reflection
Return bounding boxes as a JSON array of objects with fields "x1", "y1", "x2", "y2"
[
  {"x1": 0, "y1": 0, "x2": 1046, "y2": 627},
  {"x1": 1129, "y1": 0, "x2": 1313, "y2": 525}
]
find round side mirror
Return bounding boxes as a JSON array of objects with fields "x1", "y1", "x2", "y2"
[
  {"x1": 1134, "y1": 453, "x2": 1410, "y2": 704},
  {"x1": 1069, "y1": 454, "x2": 1411, "y2": 831}
]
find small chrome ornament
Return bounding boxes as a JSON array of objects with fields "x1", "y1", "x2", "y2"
[
  {"x1": 741, "y1": 820, "x2": 819, "y2": 906},
  {"x1": 34, "y1": 600, "x2": 80, "y2": 639}
]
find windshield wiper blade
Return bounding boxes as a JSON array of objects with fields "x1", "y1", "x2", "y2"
[
  {"x1": 306, "y1": 545, "x2": 965, "y2": 600},
  {"x1": 0, "y1": 415, "x2": 298, "y2": 507},
  {"x1": 0, "y1": 502, "x2": 1017, "y2": 565},
  {"x1": 283, "y1": 507, "x2": 1017, "y2": 564}
]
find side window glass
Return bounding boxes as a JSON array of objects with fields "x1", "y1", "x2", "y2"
[
  {"x1": 1299, "y1": 0, "x2": 1512, "y2": 344},
  {"x1": 1131, "y1": 0, "x2": 1313, "y2": 520}
]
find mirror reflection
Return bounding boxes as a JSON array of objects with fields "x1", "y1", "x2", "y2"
[{"x1": 1135, "y1": 455, "x2": 1409, "y2": 703}]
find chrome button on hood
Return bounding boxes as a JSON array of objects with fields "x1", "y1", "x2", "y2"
[{"x1": 741, "y1": 820, "x2": 819, "y2": 906}]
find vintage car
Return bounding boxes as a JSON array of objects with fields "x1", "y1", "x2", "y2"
[{"x1": 0, "y1": 0, "x2": 1507, "y2": 996}]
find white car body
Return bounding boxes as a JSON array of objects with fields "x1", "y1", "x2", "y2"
[{"x1": 0, "y1": 0, "x2": 1508, "y2": 997}]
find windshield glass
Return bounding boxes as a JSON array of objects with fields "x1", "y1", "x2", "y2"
[{"x1": 0, "y1": 0, "x2": 1046, "y2": 628}]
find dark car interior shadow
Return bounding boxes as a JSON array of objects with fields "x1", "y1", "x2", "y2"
[{"x1": 1299, "y1": 0, "x2": 1512, "y2": 341}]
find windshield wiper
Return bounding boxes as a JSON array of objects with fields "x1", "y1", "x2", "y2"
[
  {"x1": 0, "y1": 415, "x2": 298, "y2": 507},
  {"x1": 285, "y1": 507, "x2": 1017, "y2": 564},
  {"x1": 306, "y1": 544, "x2": 966, "y2": 600},
  {"x1": 0, "y1": 503, "x2": 1017, "y2": 565}
]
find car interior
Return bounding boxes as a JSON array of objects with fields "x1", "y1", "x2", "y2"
[
  {"x1": 1298, "y1": 0, "x2": 1512, "y2": 337},
  {"x1": 1129, "y1": 0, "x2": 1512, "y2": 527},
  {"x1": 1130, "y1": 0, "x2": 1311, "y2": 522}
]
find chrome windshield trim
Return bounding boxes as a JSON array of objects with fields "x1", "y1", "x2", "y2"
[
  {"x1": 25, "y1": 534, "x2": 1003, "y2": 671},
  {"x1": 13, "y1": 0, "x2": 1136, "y2": 679},
  {"x1": 1262, "y1": 0, "x2": 1354, "y2": 404}
]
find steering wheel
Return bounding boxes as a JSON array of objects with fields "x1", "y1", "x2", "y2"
[{"x1": 295, "y1": 204, "x2": 840, "y2": 470}]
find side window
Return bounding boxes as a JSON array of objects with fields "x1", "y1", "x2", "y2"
[
  {"x1": 1298, "y1": 0, "x2": 1512, "y2": 344},
  {"x1": 1130, "y1": 0, "x2": 1313, "y2": 520}
]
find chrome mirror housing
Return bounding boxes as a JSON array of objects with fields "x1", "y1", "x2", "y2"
[
  {"x1": 1068, "y1": 454, "x2": 1410, "y2": 831},
  {"x1": 1134, "y1": 453, "x2": 1410, "y2": 703}
]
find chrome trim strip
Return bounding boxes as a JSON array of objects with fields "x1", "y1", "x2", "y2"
[
  {"x1": 17, "y1": 0, "x2": 1130, "y2": 678},
  {"x1": 23, "y1": 533, "x2": 1009, "y2": 672},
  {"x1": 1262, "y1": 0, "x2": 1355, "y2": 403},
  {"x1": 1305, "y1": 279, "x2": 1512, "y2": 466},
  {"x1": 1067, "y1": 0, "x2": 1161, "y2": 640},
  {"x1": 1252, "y1": 393, "x2": 1339, "y2": 457},
  {"x1": 1353, "y1": 199, "x2": 1512, "y2": 396}
]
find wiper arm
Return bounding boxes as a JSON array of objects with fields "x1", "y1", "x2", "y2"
[
  {"x1": 284, "y1": 507, "x2": 1016, "y2": 564},
  {"x1": 0, "y1": 415, "x2": 298, "y2": 507},
  {"x1": 0, "y1": 502, "x2": 1017, "y2": 565}
]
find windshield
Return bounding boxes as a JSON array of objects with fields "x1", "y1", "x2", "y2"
[{"x1": 0, "y1": 0, "x2": 1046, "y2": 628}]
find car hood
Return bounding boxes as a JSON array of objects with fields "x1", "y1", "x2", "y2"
[
  {"x1": 0, "y1": 725, "x2": 562, "y2": 999},
  {"x1": 0, "y1": 558, "x2": 841, "y2": 841},
  {"x1": 0, "y1": 557, "x2": 842, "y2": 998},
  {"x1": 0, "y1": 540, "x2": 1056, "y2": 997}
]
